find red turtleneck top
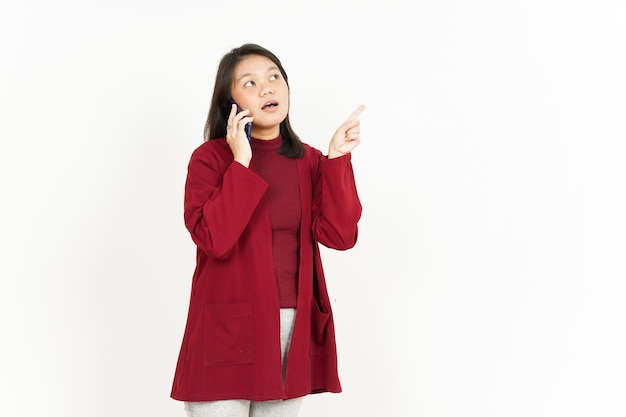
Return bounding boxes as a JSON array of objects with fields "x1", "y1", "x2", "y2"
[{"x1": 250, "y1": 137, "x2": 301, "y2": 307}]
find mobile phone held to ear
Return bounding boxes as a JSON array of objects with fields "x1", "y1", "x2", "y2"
[{"x1": 230, "y1": 98, "x2": 252, "y2": 141}]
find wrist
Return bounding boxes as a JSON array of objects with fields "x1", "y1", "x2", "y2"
[
  {"x1": 234, "y1": 157, "x2": 251, "y2": 168},
  {"x1": 327, "y1": 149, "x2": 345, "y2": 159}
]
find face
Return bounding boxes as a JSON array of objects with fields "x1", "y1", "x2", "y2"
[{"x1": 231, "y1": 55, "x2": 289, "y2": 139}]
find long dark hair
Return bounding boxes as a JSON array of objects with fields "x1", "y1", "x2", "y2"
[{"x1": 204, "y1": 43, "x2": 305, "y2": 159}]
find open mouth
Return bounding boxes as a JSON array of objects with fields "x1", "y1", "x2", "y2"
[{"x1": 262, "y1": 101, "x2": 278, "y2": 110}]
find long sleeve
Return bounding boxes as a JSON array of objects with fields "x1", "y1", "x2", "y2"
[
  {"x1": 184, "y1": 143, "x2": 268, "y2": 259},
  {"x1": 311, "y1": 152, "x2": 362, "y2": 250}
]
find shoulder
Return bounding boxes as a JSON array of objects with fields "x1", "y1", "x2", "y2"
[
  {"x1": 189, "y1": 139, "x2": 232, "y2": 164},
  {"x1": 302, "y1": 143, "x2": 323, "y2": 160},
  {"x1": 300, "y1": 143, "x2": 324, "y2": 177},
  {"x1": 191, "y1": 138, "x2": 229, "y2": 158},
  {"x1": 187, "y1": 139, "x2": 233, "y2": 175}
]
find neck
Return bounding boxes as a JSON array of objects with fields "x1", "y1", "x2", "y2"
[{"x1": 251, "y1": 125, "x2": 280, "y2": 140}]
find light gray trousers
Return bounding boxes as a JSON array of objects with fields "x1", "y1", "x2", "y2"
[{"x1": 184, "y1": 309, "x2": 304, "y2": 417}]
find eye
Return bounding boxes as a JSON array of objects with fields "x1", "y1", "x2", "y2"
[
  {"x1": 244, "y1": 80, "x2": 255, "y2": 87},
  {"x1": 269, "y1": 73, "x2": 280, "y2": 81}
]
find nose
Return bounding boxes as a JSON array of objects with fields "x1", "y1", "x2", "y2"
[{"x1": 261, "y1": 85, "x2": 274, "y2": 96}]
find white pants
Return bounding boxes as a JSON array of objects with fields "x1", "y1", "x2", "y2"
[{"x1": 184, "y1": 309, "x2": 303, "y2": 417}]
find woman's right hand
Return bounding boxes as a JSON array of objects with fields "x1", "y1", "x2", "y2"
[{"x1": 226, "y1": 104, "x2": 254, "y2": 167}]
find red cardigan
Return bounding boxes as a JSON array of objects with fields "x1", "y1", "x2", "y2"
[{"x1": 170, "y1": 138, "x2": 362, "y2": 401}]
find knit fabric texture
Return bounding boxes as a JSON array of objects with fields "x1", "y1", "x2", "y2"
[{"x1": 250, "y1": 136, "x2": 301, "y2": 307}]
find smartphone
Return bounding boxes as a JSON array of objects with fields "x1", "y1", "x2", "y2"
[{"x1": 230, "y1": 98, "x2": 252, "y2": 141}]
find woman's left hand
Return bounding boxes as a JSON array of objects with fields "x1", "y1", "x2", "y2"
[{"x1": 328, "y1": 104, "x2": 366, "y2": 159}]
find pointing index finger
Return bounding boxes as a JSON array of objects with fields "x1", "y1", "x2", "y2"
[{"x1": 347, "y1": 104, "x2": 366, "y2": 122}]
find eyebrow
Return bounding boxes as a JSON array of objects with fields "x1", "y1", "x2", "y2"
[{"x1": 236, "y1": 66, "x2": 280, "y2": 83}]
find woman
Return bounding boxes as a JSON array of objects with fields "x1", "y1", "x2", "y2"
[{"x1": 171, "y1": 43, "x2": 364, "y2": 417}]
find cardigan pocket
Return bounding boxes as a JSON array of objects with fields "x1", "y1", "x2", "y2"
[
  {"x1": 311, "y1": 298, "x2": 330, "y2": 347},
  {"x1": 203, "y1": 302, "x2": 254, "y2": 366}
]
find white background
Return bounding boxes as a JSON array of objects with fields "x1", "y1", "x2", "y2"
[{"x1": 1, "y1": 1, "x2": 625, "y2": 416}]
